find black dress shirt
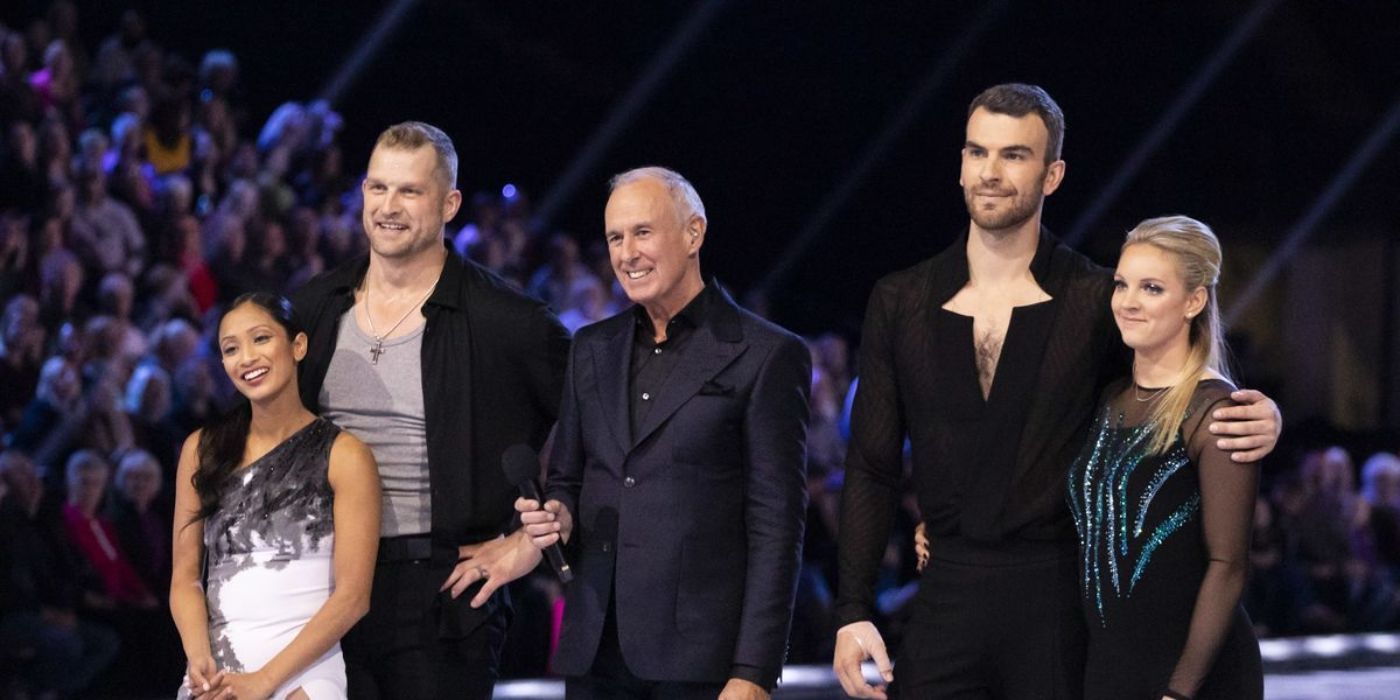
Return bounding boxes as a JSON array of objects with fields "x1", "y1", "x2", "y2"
[
  {"x1": 835, "y1": 227, "x2": 1130, "y2": 625},
  {"x1": 627, "y1": 284, "x2": 710, "y2": 437}
]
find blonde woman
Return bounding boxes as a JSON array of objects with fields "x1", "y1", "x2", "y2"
[{"x1": 1066, "y1": 216, "x2": 1261, "y2": 699}]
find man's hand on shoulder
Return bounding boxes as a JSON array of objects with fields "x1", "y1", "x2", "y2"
[{"x1": 1208, "y1": 388, "x2": 1282, "y2": 462}]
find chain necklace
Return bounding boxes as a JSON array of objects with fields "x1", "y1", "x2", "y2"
[
  {"x1": 1133, "y1": 383, "x2": 1166, "y2": 403},
  {"x1": 363, "y1": 283, "x2": 435, "y2": 364}
]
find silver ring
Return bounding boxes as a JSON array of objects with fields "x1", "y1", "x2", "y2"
[{"x1": 477, "y1": 566, "x2": 489, "y2": 579}]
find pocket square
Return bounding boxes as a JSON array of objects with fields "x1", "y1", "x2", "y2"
[{"x1": 699, "y1": 380, "x2": 734, "y2": 396}]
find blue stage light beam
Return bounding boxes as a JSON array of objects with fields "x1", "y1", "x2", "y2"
[
  {"x1": 756, "y1": 0, "x2": 1009, "y2": 295},
  {"x1": 1064, "y1": 0, "x2": 1280, "y2": 247},
  {"x1": 1225, "y1": 91, "x2": 1400, "y2": 326},
  {"x1": 317, "y1": 0, "x2": 423, "y2": 108},
  {"x1": 531, "y1": 0, "x2": 731, "y2": 232}
]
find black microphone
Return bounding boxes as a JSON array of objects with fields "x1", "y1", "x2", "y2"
[{"x1": 502, "y1": 444, "x2": 573, "y2": 583}]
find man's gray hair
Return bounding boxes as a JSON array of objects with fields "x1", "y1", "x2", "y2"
[{"x1": 608, "y1": 166, "x2": 706, "y2": 224}]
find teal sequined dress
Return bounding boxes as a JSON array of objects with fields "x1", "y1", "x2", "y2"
[{"x1": 1067, "y1": 378, "x2": 1261, "y2": 700}]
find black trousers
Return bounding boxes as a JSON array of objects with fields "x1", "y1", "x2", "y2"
[
  {"x1": 344, "y1": 553, "x2": 509, "y2": 700},
  {"x1": 564, "y1": 595, "x2": 725, "y2": 700},
  {"x1": 892, "y1": 541, "x2": 1085, "y2": 700}
]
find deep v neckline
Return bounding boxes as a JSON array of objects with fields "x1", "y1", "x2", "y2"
[{"x1": 936, "y1": 299, "x2": 1055, "y2": 406}]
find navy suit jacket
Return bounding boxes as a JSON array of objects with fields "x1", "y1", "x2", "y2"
[{"x1": 544, "y1": 284, "x2": 810, "y2": 688}]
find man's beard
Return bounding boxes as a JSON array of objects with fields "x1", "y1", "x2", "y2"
[{"x1": 963, "y1": 170, "x2": 1047, "y2": 233}]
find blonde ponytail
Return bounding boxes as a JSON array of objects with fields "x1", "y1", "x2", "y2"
[{"x1": 1123, "y1": 216, "x2": 1233, "y2": 455}]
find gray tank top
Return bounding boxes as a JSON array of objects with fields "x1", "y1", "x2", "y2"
[{"x1": 319, "y1": 307, "x2": 431, "y2": 537}]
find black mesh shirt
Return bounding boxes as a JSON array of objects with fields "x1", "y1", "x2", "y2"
[{"x1": 835, "y1": 227, "x2": 1129, "y2": 625}]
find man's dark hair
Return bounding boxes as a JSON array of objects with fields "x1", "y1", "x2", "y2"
[{"x1": 968, "y1": 83, "x2": 1065, "y2": 163}]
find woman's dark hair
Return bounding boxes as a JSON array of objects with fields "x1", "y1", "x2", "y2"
[{"x1": 192, "y1": 292, "x2": 302, "y2": 522}]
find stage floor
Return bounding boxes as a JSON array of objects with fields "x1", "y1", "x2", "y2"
[
  {"x1": 493, "y1": 633, "x2": 1400, "y2": 699},
  {"x1": 493, "y1": 668, "x2": 1400, "y2": 699}
]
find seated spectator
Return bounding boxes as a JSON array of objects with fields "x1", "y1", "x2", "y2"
[
  {"x1": 495, "y1": 218, "x2": 531, "y2": 282},
  {"x1": 37, "y1": 245, "x2": 86, "y2": 336},
  {"x1": 285, "y1": 205, "x2": 325, "y2": 291},
  {"x1": 8, "y1": 355, "x2": 83, "y2": 480},
  {"x1": 1293, "y1": 447, "x2": 1371, "y2": 631},
  {"x1": 92, "y1": 10, "x2": 145, "y2": 91},
  {"x1": 80, "y1": 314, "x2": 128, "y2": 386},
  {"x1": 115, "y1": 84, "x2": 150, "y2": 123},
  {"x1": 96, "y1": 271, "x2": 148, "y2": 360},
  {"x1": 295, "y1": 142, "x2": 348, "y2": 209},
  {"x1": 452, "y1": 190, "x2": 504, "y2": 257},
  {"x1": 131, "y1": 43, "x2": 165, "y2": 106},
  {"x1": 0, "y1": 31, "x2": 42, "y2": 125},
  {"x1": 318, "y1": 208, "x2": 362, "y2": 269},
  {"x1": 0, "y1": 121, "x2": 44, "y2": 212},
  {"x1": 0, "y1": 210, "x2": 31, "y2": 302},
  {"x1": 124, "y1": 362, "x2": 180, "y2": 470},
  {"x1": 60, "y1": 450, "x2": 156, "y2": 609},
  {"x1": 806, "y1": 351, "x2": 847, "y2": 478},
  {"x1": 256, "y1": 100, "x2": 309, "y2": 154},
  {"x1": 1364, "y1": 452, "x2": 1400, "y2": 551},
  {"x1": 83, "y1": 366, "x2": 138, "y2": 460},
  {"x1": 69, "y1": 164, "x2": 145, "y2": 278},
  {"x1": 148, "y1": 317, "x2": 199, "y2": 376},
  {"x1": 104, "y1": 449, "x2": 169, "y2": 597},
  {"x1": 1246, "y1": 489, "x2": 1298, "y2": 636},
  {"x1": 40, "y1": 177, "x2": 76, "y2": 240},
  {"x1": 29, "y1": 40, "x2": 79, "y2": 123},
  {"x1": 105, "y1": 110, "x2": 144, "y2": 175},
  {"x1": 209, "y1": 215, "x2": 258, "y2": 303},
  {"x1": 812, "y1": 332, "x2": 851, "y2": 401},
  {"x1": 0, "y1": 295, "x2": 44, "y2": 432},
  {"x1": 198, "y1": 48, "x2": 241, "y2": 108},
  {"x1": 37, "y1": 117, "x2": 72, "y2": 184},
  {"x1": 225, "y1": 141, "x2": 260, "y2": 182},
  {"x1": 197, "y1": 81, "x2": 239, "y2": 152},
  {"x1": 157, "y1": 172, "x2": 194, "y2": 222},
  {"x1": 29, "y1": 214, "x2": 63, "y2": 276},
  {"x1": 133, "y1": 264, "x2": 199, "y2": 334},
  {"x1": 109, "y1": 147, "x2": 160, "y2": 232},
  {"x1": 166, "y1": 356, "x2": 214, "y2": 438},
  {"x1": 526, "y1": 232, "x2": 593, "y2": 310},
  {"x1": 1361, "y1": 453, "x2": 1400, "y2": 624},
  {"x1": 74, "y1": 127, "x2": 109, "y2": 173},
  {"x1": 556, "y1": 275, "x2": 609, "y2": 333},
  {"x1": 245, "y1": 218, "x2": 293, "y2": 293},
  {"x1": 0, "y1": 449, "x2": 120, "y2": 698},
  {"x1": 143, "y1": 93, "x2": 192, "y2": 175},
  {"x1": 583, "y1": 239, "x2": 629, "y2": 316},
  {"x1": 257, "y1": 143, "x2": 299, "y2": 219}
]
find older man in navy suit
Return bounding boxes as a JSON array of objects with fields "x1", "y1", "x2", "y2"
[{"x1": 515, "y1": 166, "x2": 810, "y2": 699}]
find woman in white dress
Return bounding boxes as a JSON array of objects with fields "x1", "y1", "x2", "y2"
[{"x1": 171, "y1": 293, "x2": 379, "y2": 699}]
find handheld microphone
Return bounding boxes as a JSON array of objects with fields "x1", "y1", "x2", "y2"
[{"x1": 502, "y1": 444, "x2": 573, "y2": 583}]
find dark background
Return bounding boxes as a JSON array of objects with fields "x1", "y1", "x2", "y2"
[{"x1": 5, "y1": 0, "x2": 1399, "y2": 429}]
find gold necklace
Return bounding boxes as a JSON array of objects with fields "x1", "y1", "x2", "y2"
[
  {"x1": 1133, "y1": 383, "x2": 1166, "y2": 403},
  {"x1": 363, "y1": 283, "x2": 435, "y2": 364}
]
